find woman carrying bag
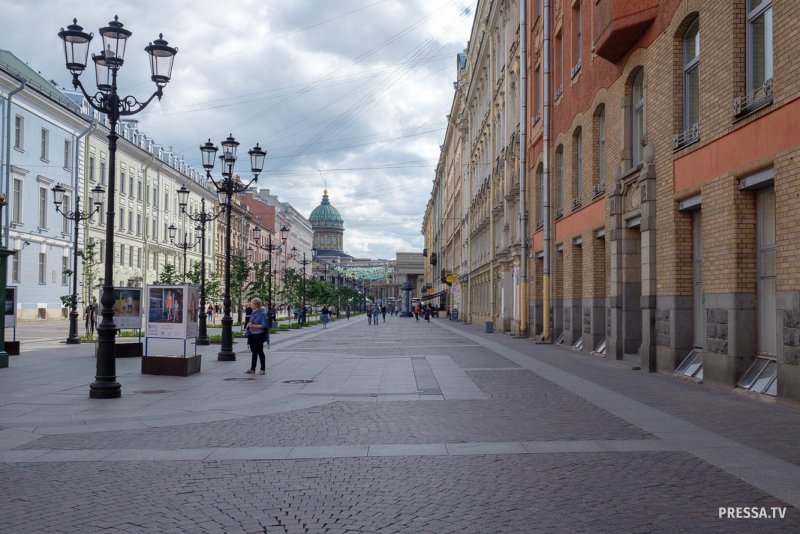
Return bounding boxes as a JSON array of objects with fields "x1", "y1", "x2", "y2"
[{"x1": 244, "y1": 298, "x2": 268, "y2": 375}]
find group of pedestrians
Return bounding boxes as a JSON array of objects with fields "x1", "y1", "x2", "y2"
[
  {"x1": 367, "y1": 304, "x2": 387, "y2": 325},
  {"x1": 413, "y1": 303, "x2": 434, "y2": 322}
]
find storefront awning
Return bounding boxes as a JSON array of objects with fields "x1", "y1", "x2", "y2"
[{"x1": 421, "y1": 290, "x2": 446, "y2": 301}]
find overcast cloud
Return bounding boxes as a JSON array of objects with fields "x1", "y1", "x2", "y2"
[{"x1": 0, "y1": 0, "x2": 475, "y2": 260}]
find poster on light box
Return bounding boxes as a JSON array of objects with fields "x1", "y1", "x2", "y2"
[
  {"x1": 146, "y1": 285, "x2": 199, "y2": 339},
  {"x1": 5, "y1": 286, "x2": 16, "y2": 328},
  {"x1": 102, "y1": 287, "x2": 143, "y2": 330}
]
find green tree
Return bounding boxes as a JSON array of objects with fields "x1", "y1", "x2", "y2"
[
  {"x1": 185, "y1": 263, "x2": 222, "y2": 308},
  {"x1": 279, "y1": 267, "x2": 302, "y2": 309},
  {"x1": 157, "y1": 263, "x2": 180, "y2": 284},
  {"x1": 80, "y1": 239, "x2": 101, "y2": 307},
  {"x1": 246, "y1": 260, "x2": 270, "y2": 302},
  {"x1": 230, "y1": 255, "x2": 251, "y2": 321}
]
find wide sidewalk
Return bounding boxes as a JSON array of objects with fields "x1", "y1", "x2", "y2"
[{"x1": 1, "y1": 314, "x2": 798, "y2": 533}]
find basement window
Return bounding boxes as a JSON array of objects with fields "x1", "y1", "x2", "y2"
[
  {"x1": 593, "y1": 339, "x2": 607, "y2": 355},
  {"x1": 737, "y1": 357, "x2": 777, "y2": 396},
  {"x1": 674, "y1": 349, "x2": 703, "y2": 380}
]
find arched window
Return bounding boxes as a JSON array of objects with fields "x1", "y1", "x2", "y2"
[
  {"x1": 595, "y1": 105, "x2": 606, "y2": 189},
  {"x1": 631, "y1": 70, "x2": 645, "y2": 166},
  {"x1": 556, "y1": 145, "x2": 564, "y2": 215},
  {"x1": 683, "y1": 19, "x2": 700, "y2": 132},
  {"x1": 573, "y1": 128, "x2": 583, "y2": 208}
]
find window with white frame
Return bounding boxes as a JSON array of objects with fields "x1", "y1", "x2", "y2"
[
  {"x1": 11, "y1": 251, "x2": 20, "y2": 283},
  {"x1": 14, "y1": 116, "x2": 24, "y2": 150},
  {"x1": 89, "y1": 156, "x2": 96, "y2": 182},
  {"x1": 747, "y1": 0, "x2": 773, "y2": 94},
  {"x1": 64, "y1": 139, "x2": 72, "y2": 170},
  {"x1": 62, "y1": 256, "x2": 69, "y2": 285},
  {"x1": 129, "y1": 175, "x2": 134, "y2": 199},
  {"x1": 38, "y1": 188, "x2": 47, "y2": 229},
  {"x1": 119, "y1": 208, "x2": 125, "y2": 231},
  {"x1": 38, "y1": 253, "x2": 46, "y2": 284},
  {"x1": 119, "y1": 243, "x2": 125, "y2": 266},
  {"x1": 100, "y1": 160, "x2": 107, "y2": 186},
  {"x1": 62, "y1": 195, "x2": 71, "y2": 235},
  {"x1": 631, "y1": 70, "x2": 646, "y2": 167},
  {"x1": 12, "y1": 178, "x2": 22, "y2": 224},
  {"x1": 683, "y1": 19, "x2": 700, "y2": 132},
  {"x1": 40, "y1": 128, "x2": 49, "y2": 161},
  {"x1": 120, "y1": 169, "x2": 126, "y2": 195},
  {"x1": 128, "y1": 211, "x2": 133, "y2": 234},
  {"x1": 129, "y1": 245, "x2": 133, "y2": 267}
]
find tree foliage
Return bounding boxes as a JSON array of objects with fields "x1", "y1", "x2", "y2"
[{"x1": 157, "y1": 263, "x2": 180, "y2": 285}]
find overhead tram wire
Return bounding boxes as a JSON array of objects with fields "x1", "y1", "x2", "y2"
[{"x1": 270, "y1": 6, "x2": 473, "y2": 174}]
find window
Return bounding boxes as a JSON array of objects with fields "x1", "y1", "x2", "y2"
[
  {"x1": 98, "y1": 240, "x2": 104, "y2": 263},
  {"x1": 119, "y1": 208, "x2": 125, "y2": 231},
  {"x1": 534, "y1": 66, "x2": 541, "y2": 121},
  {"x1": 137, "y1": 180, "x2": 142, "y2": 201},
  {"x1": 572, "y1": 1, "x2": 582, "y2": 74},
  {"x1": 153, "y1": 187, "x2": 159, "y2": 207},
  {"x1": 164, "y1": 191, "x2": 169, "y2": 211},
  {"x1": 536, "y1": 164, "x2": 545, "y2": 227},
  {"x1": 89, "y1": 156, "x2": 96, "y2": 182},
  {"x1": 120, "y1": 244, "x2": 125, "y2": 266},
  {"x1": 62, "y1": 256, "x2": 69, "y2": 285},
  {"x1": 153, "y1": 251, "x2": 158, "y2": 270},
  {"x1": 63, "y1": 195, "x2": 71, "y2": 235},
  {"x1": 64, "y1": 140, "x2": 72, "y2": 170},
  {"x1": 555, "y1": 32, "x2": 563, "y2": 97},
  {"x1": 11, "y1": 251, "x2": 20, "y2": 283},
  {"x1": 38, "y1": 253, "x2": 47, "y2": 284},
  {"x1": 129, "y1": 245, "x2": 133, "y2": 267},
  {"x1": 683, "y1": 19, "x2": 700, "y2": 132},
  {"x1": 40, "y1": 128, "x2": 49, "y2": 161},
  {"x1": 573, "y1": 129, "x2": 583, "y2": 207},
  {"x1": 129, "y1": 175, "x2": 134, "y2": 199},
  {"x1": 96, "y1": 201, "x2": 104, "y2": 225},
  {"x1": 152, "y1": 218, "x2": 158, "y2": 240},
  {"x1": 757, "y1": 186, "x2": 776, "y2": 355},
  {"x1": 120, "y1": 169, "x2": 126, "y2": 195},
  {"x1": 100, "y1": 161, "x2": 107, "y2": 186},
  {"x1": 747, "y1": 0, "x2": 773, "y2": 93},
  {"x1": 595, "y1": 106, "x2": 606, "y2": 189},
  {"x1": 631, "y1": 70, "x2": 646, "y2": 166},
  {"x1": 137, "y1": 248, "x2": 142, "y2": 268},
  {"x1": 38, "y1": 188, "x2": 47, "y2": 229},
  {"x1": 14, "y1": 115, "x2": 23, "y2": 150},
  {"x1": 128, "y1": 211, "x2": 133, "y2": 234},
  {"x1": 137, "y1": 214, "x2": 142, "y2": 236},
  {"x1": 556, "y1": 145, "x2": 564, "y2": 216},
  {"x1": 12, "y1": 178, "x2": 22, "y2": 224}
]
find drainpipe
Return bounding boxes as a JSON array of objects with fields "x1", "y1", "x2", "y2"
[
  {"x1": 518, "y1": 0, "x2": 528, "y2": 337},
  {"x1": 542, "y1": 0, "x2": 552, "y2": 341},
  {"x1": 3, "y1": 79, "x2": 26, "y2": 248}
]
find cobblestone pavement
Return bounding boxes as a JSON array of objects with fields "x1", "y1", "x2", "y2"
[{"x1": 1, "y1": 316, "x2": 799, "y2": 532}]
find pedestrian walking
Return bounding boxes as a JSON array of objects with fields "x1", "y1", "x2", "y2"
[
  {"x1": 84, "y1": 297, "x2": 98, "y2": 336},
  {"x1": 206, "y1": 304, "x2": 213, "y2": 324},
  {"x1": 381, "y1": 305, "x2": 387, "y2": 323},
  {"x1": 371, "y1": 303, "x2": 380, "y2": 326},
  {"x1": 414, "y1": 304, "x2": 420, "y2": 322},
  {"x1": 424, "y1": 304, "x2": 431, "y2": 322},
  {"x1": 244, "y1": 298, "x2": 268, "y2": 375},
  {"x1": 367, "y1": 306, "x2": 373, "y2": 325},
  {"x1": 321, "y1": 305, "x2": 330, "y2": 328},
  {"x1": 346, "y1": 305, "x2": 351, "y2": 320}
]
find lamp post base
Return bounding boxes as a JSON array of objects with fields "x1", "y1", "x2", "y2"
[
  {"x1": 196, "y1": 337, "x2": 210, "y2": 346},
  {"x1": 217, "y1": 350, "x2": 236, "y2": 361},
  {"x1": 89, "y1": 381, "x2": 121, "y2": 399},
  {"x1": 66, "y1": 337, "x2": 81, "y2": 344}
]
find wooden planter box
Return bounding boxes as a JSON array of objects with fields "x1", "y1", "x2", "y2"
[
  {"x1": 115, "y1": 342, "x2": 143, "y2": 358},
  {"x1": 5, "y1": 341, "x2": 20, "y2": 355},
  {"x1": 141, "y1": 355, "x2": 201, "y2": 377}
]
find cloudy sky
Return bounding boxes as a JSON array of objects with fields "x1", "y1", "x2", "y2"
[{"x1": 0, "y1": 0, "x2": 475, "y2": 260}]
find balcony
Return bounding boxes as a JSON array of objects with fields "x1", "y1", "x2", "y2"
[
  {"x1": 593, "y1": 0, "x2": 658, "y2": 64},
  {"x1": 734, "y1": 79, "x2": 773, "y2": 120}
]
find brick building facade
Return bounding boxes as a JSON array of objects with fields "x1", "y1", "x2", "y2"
[{"x1": 427, "y1": 0, "x2": 800, "y2": 406}]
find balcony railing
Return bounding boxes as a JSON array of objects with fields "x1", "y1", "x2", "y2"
[
  {"x1": 734, "y1": 78, "x2": 773, "y2": 119},
  {"x1": 571, "y1": 197, "x2": 582, "y2": 210},
  {"x1": 592, "y1": 183, "x2": 605, "y2": 199},
  {"x1": 673, "y1": 122, "x2": 701, "y2": 151}
]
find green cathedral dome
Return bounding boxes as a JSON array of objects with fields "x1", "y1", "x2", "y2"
[{"x1": 309, "y1": 190, "x2": 343, "y2": 224}]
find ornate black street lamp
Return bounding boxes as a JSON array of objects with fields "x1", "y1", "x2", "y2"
[
  {"x1": 253, "y1": 224, "x2": 288, "y2": 306},
  {"x1": 167, "y1": 222, "x2": 200, "y2": 283},
  {"x1": 52, "y1": 182, "x2": 105, "y2": 344},
  {"x1": 200, "y1": 135, "x2": 266, "y2": 361},
  {"x1": 291, "y1": 246, "x2": 312, "y2": 321},
  {"x1": 177, "y1": 188, "x2": 222, "y2": 346},
  {"x1": 59, "y1": 16, "x2": 177, "y2": 398}
]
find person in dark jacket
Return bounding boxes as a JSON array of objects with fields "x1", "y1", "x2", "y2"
[{"x1": 244, "y1": 298, "x2": 268, "y2": 375}]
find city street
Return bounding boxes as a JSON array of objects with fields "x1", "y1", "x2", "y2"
[{"x1": 0, "y1": 316, "x2": 799, "y2": 533}]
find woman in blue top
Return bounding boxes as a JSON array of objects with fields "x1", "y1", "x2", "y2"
[
  {"x1": 245, "y1": 298, "x2": 268, "y2": 375},
  {"x1": 321, "y1": 305, "x2": 330, "y2": 328}
]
